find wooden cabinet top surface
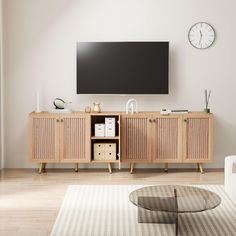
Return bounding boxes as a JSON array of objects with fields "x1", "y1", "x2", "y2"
[{"x1": 29, "y1": 111, "x2": 213, "y2": 117}]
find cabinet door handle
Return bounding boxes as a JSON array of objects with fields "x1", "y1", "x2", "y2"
[
  {"x1": 149, "y1": 119, "x2": 153, "y2": 123},
  {"x1": 61, "y1": 119, "x2": 63, "y2": 122},
  {"x1": 153, "y1": 119, "x2": 157, "y2": 122},
  {"x1": 184, "y1": 119, "x2": 188, "y2": 123},
  {"x1": 56, "y1": 119, "x2": 60, "y2": 122}
]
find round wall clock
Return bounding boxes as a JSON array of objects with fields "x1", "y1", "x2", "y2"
[{"x1": 188, "y1": 22, "x2": 215, "y2": 49}]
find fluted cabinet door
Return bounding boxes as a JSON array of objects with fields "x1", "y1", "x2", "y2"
[
  {"x1": 121, "y1": 115, "x2": 152, "y2": 162},
  {"x1": 183, "y1": 116, "x2": 213, "y2": 163},
  {"x1": 29, "y1": 116, "x2": 60, "y2": 162},
  {"x1": 60, "y1": 115, "x2": 90, "y2": 162},
  {"x1": 153, "y1": 116, "x2": 182, "y2": 163}
]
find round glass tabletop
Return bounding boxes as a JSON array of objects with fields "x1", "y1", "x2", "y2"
[{"x1": 129, "y1": 185, "x2": 221, "y2": 213}]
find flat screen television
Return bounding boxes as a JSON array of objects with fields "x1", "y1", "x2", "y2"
[{"x1": 76, "y1": 42, "x2": 169, "y2": 94}]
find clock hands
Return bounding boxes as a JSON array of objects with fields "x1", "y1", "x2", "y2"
[
  {"x1": 200, "y1": 30, "x2": 203, "y2": 37},
  {"x1": 198, "y1": 30, "x2": 203, "y2": 46}
]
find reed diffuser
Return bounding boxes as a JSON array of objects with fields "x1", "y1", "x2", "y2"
[{"x1": 204, "y1": 89, "x2": 211, "y2": 113}]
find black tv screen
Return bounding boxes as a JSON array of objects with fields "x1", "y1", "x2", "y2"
[{"x1": 76, "y1": 42, "x2": 169, "y2": 94}]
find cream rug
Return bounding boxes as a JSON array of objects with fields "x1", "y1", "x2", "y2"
[{"x1": 50, "y1": 185, "x2": 236, "y2": 236}]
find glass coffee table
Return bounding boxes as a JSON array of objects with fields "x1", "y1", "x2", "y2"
[{"x1": 129, "y1": 185, "x2": 221, "y2": 236}]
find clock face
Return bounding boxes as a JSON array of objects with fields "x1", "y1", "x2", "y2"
[{"x1": 188, "y1": 22, "x2": 215, "y2": 49}]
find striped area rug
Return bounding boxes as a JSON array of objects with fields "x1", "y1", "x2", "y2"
[{"x1": 50, "y1": 185, "x2": 236, "y2": 236}]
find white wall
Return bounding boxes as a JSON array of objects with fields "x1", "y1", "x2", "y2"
[
  {"x1": 2, "y1": 0, "x2": 236, "y2": 168},
  {"x1": 0, "y1": 0, "x2": 3, "y2": 169}
]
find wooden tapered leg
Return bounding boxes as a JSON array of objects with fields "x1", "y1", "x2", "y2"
[
  {"x1": 164, "y1": 163, "x2": 168, "y2": 172},
  {"x1": 75, "y1": 163, "x2": 79, "y2": 172},
  {"x1": 108, "y1": 163, "x2": 112, "y2": 174},
  {"x1": 42, "y1": 163, "x2": 46, "y2": 172},
  {"x1": 199, "y1": 163, "x2": 204, "y2": 174},
  {"x1": 130, "y1": 163, "x2": 135, "y2": 174},
  {"x1": 39, "y1": 163, "x2": 43, "y2": 174},
  {"x1": 197, "y1": 163, "x2": 200, "y2": 172}
]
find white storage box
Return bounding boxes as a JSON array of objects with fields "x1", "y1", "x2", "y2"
[
  {"x1": 95, "y1": 124, "x2": 105, "y2": 137},
  {"x1": 105, "y1": 118, "x2": 115, "y2": 125},
  {"x1": 105, "y1": 126, "x2": 115, "y2": 137},
  {"x1": 105, "y1": 118, "x2": 116, "y2": 137}
]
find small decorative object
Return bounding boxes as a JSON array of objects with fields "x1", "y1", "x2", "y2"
[
  {"x1": 160, "y1": 109, "x2": 171, "y2": 115},
  {"x1": 93, "y1": 102, "x2": 101, "y2": 113},
  {"x1": 188, "y1": 22, "x2": 215, "y2": 49},
  {"x1": 85, "y1": 106, "x2": 91, "y2": 113},
  {"x1": 50, "y1": 98, "x2": 72, "y2": 113},
  {"x1": 53, "y1": 98, "x2": 65, "y2": 109},
  {"x1": 204, "y1": 89, "x2": 211, "y2": 113},
  {"x1": 35, "y1": 90, "x2": 41, "y2": 113},
  {"x1": 126, "y1": 98, "x2": 138, "y2": 114}
]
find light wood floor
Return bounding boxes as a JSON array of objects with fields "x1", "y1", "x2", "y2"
[{"x1": 0, "y1": 168, "x2": 224, "y2": 236}]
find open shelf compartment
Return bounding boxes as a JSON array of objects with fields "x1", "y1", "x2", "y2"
[{"x1": 90, "y1": 114, "x2": 120, "y2": 163}]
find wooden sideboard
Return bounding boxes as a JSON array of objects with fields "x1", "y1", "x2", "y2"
[
  {"x1": 121, "y1": 113, "x2": 213, "y2": 173},
  {"x1": 29, "y1": 111, "x2": 214, "y2": 174}
]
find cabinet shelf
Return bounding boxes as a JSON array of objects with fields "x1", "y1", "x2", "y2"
[{"x1": 91, "y1": 136, "x2": 119, "y2": 140}]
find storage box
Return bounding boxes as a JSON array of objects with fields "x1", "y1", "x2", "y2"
[
  {"x1": 94, "y1": 143, "x2": 105, "y2": 161},
  {"x1": 105, "y1": 118, "x2": 115, "y2": 125},
  {"x1": 105, "y1": 126, "x2": 115, "y2": 137},
  {"x1": 93, "y1": 143, "x2": 117, "y2": 161},
  {"x1": 104, "y1": 143, "x2": 116, "y2": 153},
  {"x1": 104, "y1": 143, "x2": 116, "y2": 161},
  {"x1": 105, "y1": 151, "x2": 116, "y2": 161},
  {"x1": 94, "y1": 151, "x2": 105, "y2": 161},
  {"x1": 94, "y1": 143, "x2": 104, "y2": 152},
  {"x1": 105, "y1": 118, "x2": 116, "y2": 137},
  {"x1": 95, "y1": 124, "x2": 105, "y2": 137}
]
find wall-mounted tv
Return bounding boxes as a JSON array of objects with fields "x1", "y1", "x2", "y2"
[{"x1": 76, "y1": 42, "x2": 169, "y2": 94}]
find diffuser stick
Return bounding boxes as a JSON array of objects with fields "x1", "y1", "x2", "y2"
[{"x1": 204, "y1": 89, "x2": 211, "y2": 113}]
